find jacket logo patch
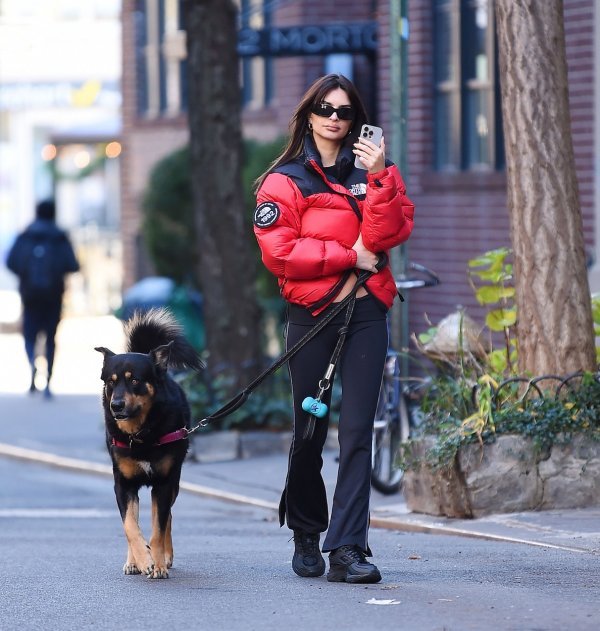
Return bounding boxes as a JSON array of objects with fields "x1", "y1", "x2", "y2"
[
  {"x1": 350, "y1": 183, "x2": 367, "y2": 196},
  {"x1": 254, "y1": 202, "x2": 280, "y2": 228}
]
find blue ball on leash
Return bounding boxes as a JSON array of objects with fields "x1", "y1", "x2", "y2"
[{"x1": 302, "y1": 397, "x2": 328, "y2": 418}]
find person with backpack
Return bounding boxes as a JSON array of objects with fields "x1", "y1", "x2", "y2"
[{"x1": 6, "y1": 199, "x2": 80, "y2": 398}]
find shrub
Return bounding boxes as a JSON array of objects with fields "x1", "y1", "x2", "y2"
[
  {"x1": 141, "y1": 147, "x2": 196, "y2": 285},
  {"x1": 408, "y1": 370, "x2": 600, "y2": 470},
  {"x1": 141, "y1": 137, "x2": 286, "y2": 298}
]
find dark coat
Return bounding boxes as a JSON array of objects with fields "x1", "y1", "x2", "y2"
[{"x1": 6, "y1": 219, "x2": 79, "y2": 304}]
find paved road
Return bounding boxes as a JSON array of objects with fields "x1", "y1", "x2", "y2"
[
  {"x1": 2, "y1": 317, "x2": 600, "y2": 629},
  {"x1": 2, "y1": 456, "x2": 600, "y2": 631}
]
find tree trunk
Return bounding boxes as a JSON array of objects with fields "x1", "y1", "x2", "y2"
[
  {"x1": 183, "y1": 0, "x2": 261, "y2": 388},
  {"x1": 494, "y1": 0, "x2": 595, "y2": 375}
]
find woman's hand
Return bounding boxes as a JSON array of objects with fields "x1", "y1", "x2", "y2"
[
  {"x1": 353, "y1": 136, "x2": 386, "y2": 174},
  {"x1": 352, "y1": 234, "x2": 379, "y2": 273}
]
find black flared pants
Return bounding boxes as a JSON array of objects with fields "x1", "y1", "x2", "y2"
[{"x1": 280, "y1": 294, "x2": 388, "y2": 554}]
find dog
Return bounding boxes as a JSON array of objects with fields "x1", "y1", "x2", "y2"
[{"x1": 96, "y1": 308, "x2": 204, "y2": 578}]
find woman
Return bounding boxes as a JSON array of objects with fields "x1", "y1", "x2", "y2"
[{"x1": 253, "y1": 74, "x2": 414, "y2": 583}]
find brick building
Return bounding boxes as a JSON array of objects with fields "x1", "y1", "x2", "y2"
[{"x1": 120, "y1": 0, "x2": 598, "y2": 340}]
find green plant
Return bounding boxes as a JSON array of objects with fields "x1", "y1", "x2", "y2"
[
  {"x1": 467, "y1": 247, "x2": 517, "y2": 376},
  {"x1": 140, "y1": 138, "x2": 286, "y2": 299},
  {"x1": 492, "y1": 373, "x2": 600, "y2": 450},
  {"x1": 460, "y1": 374, "x2": 497, "y2": 445},
  {"x1": 404, "y1": 371, "x2": 600, "y2": 471},
  {"x1": 405, "y1": 248, "x2": 600, "y2": 471},
  {"x1": 592, "y1": 293, "x2": 600, "y2": 365}
]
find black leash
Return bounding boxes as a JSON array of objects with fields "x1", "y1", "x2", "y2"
[
  {"x1": 189, "y1": 256, "x2": 387, "y2": 434},
  {"x1": 301, "y1": 287, "x2": 357, "y2": 440}
]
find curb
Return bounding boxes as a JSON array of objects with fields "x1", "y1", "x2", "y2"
[
  {"x1": 190, "y1": 428, "x2": 339, "y2": 462},
  {"x1": 0, "y1": 443, "x2": 113, "y2": 476},
  {"x1": 190, "y1": 430, "x2": 293, "y2": 463},
  {"x1": 0, "y1": 442, "x2": 280, "y2": 512},
  {"x1": 368, "y1": 515, "x2": 591, "y2": 554},
  {"x1": 0, "y1": 441, "x2": 594, "y2": 554}
]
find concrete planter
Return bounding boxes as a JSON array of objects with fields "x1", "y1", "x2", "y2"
[
  {"x1": 190, "y1": 429, "x2": 295, "y2": 463},
  {"x1": 190, "y1": 427, "x2": 339, "y2": 463},
  {"x1": 403, "y1": 434, "x2": 600, "y2": 518}
]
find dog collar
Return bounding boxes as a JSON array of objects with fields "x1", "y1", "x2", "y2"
[{"x1": 111, "y1": 428, "x2": 189, "y2": 450}]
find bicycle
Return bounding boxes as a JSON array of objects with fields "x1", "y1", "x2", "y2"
[{"x1": 371, "y1": 261, "x2": 440, "y2": 494}]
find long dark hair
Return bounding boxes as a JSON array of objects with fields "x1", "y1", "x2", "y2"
[{"x1": 254, "y1": 73, "x2": 368, "y2": 192}]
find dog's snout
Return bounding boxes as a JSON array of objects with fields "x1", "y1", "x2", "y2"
[{"x1": 110, "y1": 399, "x2": 125, "y2": 413}]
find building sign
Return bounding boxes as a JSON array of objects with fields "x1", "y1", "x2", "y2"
[
  {"x1": 0, "y1": 81, "x2": 121, "y2": 111},
  {"x1": 238, "y1": 22, "x2": 377, "y2": 57}
]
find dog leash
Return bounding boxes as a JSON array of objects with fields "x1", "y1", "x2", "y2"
[
  {"x1": 300, "y1": 286, "x2": 357, "y2": 440},
  {"x1": 187, "y1": 255, "x2": 389, "y2": 435}
]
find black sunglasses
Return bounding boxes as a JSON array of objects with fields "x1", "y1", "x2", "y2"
[{"x1": 310, "y1": 102, "x2": 355, "y2": 121}]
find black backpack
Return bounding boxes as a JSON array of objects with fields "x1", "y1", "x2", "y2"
[{"x1": 19, "y1": 236, "x2": 64, "y2": 302}]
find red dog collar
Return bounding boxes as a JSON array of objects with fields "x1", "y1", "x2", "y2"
[{"x1": 111, "y1": 428, "x2": 189, "y2": 450}]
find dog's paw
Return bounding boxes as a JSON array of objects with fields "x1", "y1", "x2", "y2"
[
  {"x1": 123, "y1": 563, "x2": 142, "y2": 575},
  {"x1": 165, "y1": 554, "x2": 173, "y2": 569},
  {"x1": 148, "y1": 566, "x2": 169, "y2": 579}
]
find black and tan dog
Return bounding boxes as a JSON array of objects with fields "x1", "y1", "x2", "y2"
[{"x1": 96, "y1": 308, "x2": 204, "y2": 579}]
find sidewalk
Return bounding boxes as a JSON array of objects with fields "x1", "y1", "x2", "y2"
[
  {"x1": 1, "y1": 316, "x2": 599, "y2": 556},
  {"x1": 0, "y1": 314, "x2": 126, "y2": 396}
]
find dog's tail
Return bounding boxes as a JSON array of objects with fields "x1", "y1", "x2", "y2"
[{"x1": 125, "y1": 308, "x2": 205, "y2": 371}]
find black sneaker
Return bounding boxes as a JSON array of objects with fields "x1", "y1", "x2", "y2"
[
  {"x1": 292, "y1": 531, "x2": 325, "y2": 578},
  {"x1": 327, "y1": 545, "x2": 382, "y2": 584}
]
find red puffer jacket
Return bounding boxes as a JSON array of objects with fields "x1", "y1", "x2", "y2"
[{"x1": 254, "y1": 138, "x2": 414, "y2": 315}]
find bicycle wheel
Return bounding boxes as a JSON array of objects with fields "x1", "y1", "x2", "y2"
[{"x1": 371, "y1": 365, "x2": 411, "y2": 495}]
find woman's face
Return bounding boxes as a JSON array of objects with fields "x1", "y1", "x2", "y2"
[{"x1": 308, "y1": 87, "x2": 354, "y2": 145}]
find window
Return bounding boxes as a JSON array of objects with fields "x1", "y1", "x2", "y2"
[
  {"x1": 238, "y1": 0, "x2": 273, "y2": 108},
  {"x1": 135, "y1": 0, "x2": 272, "y2": 116},
  {"x1": 433, "y1": 0, "x2": 504, "y2": 171},
  {"x1": 134, "y1": 0, "x2": 149, "y2": 115},
  {"x1": 135, "y1": 0, "x2": 186, "y2": 118}
]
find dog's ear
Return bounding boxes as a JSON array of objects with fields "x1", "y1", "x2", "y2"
[
  {"x1": 150, "y1": 341, "x2": 173, "y2": 371},
  {"x1": 95, "y1": 347, "x2": 115, "y2": 360}
]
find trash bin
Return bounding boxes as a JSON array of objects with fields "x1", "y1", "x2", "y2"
[{"x1": 115, "y1": 276, "x2": 205, "y2": 351}]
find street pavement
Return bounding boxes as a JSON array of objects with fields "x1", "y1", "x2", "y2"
[{"x1": 1, "y1": 315, "x2": 599, "y2": 558}]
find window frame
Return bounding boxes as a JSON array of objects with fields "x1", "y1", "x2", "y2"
[
  {"x1": 135, "y1": 0, "x2": 187, "y2": 119},
  {"x1": 433, "y1": 0, "x2": 503, "y2": 172},
  {"x1": 239, "y1": 0, "x2": 273, "y2": 109}
]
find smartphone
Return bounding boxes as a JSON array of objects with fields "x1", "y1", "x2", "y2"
[{"x1": 354, "y1": 124, "x2": 383, "y2": 169}]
